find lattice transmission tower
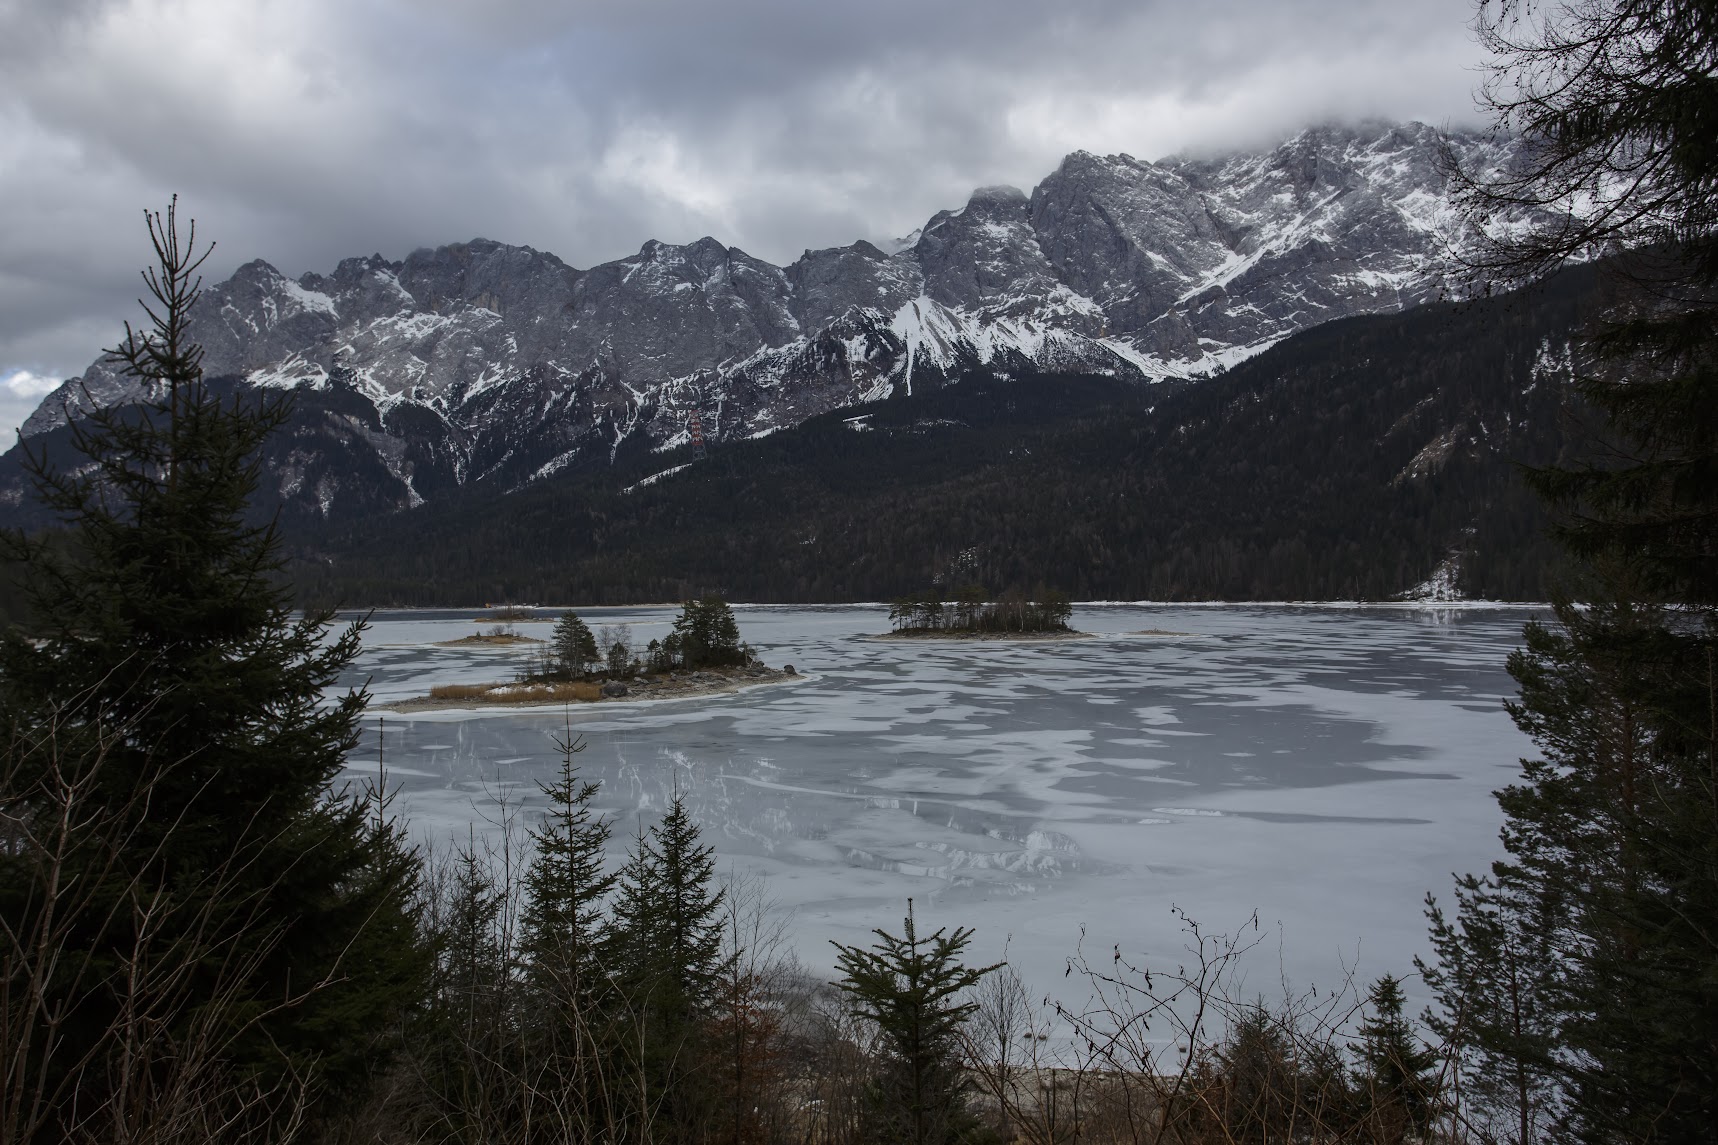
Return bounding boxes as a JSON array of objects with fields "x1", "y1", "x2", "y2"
[
  {"x1": 662, "y1": 389, "x2": 709, "y2": 461},
  {"x1": 685, "y1": 406, "x2": 708, "y2": 460}
]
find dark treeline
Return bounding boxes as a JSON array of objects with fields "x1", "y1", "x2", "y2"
[
  {"x1": 285, "y1": 263, "x2": 1599, "y2": 608},
  {"x1": 535, "y1": 598, "x2": 752, "y2": 683}
]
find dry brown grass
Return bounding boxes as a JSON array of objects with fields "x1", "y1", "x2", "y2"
[
  {"x1": 428, "y1": 683, "x2": 495, "y2": 700},
  {"x1": 506, "y1": 681, "x2": 602, "y2": 703},
  {"x1": 425, "y1": 681, "x2": 602, "y2": 704}
]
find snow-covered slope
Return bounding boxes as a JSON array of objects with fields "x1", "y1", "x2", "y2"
[{"x1": 17, "y1": 121, "x2": 1515, "y2": 520}]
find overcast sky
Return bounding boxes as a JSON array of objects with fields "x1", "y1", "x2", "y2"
[{"x1": 0, "y1": 0, "x2": 1491, "y2": 436}]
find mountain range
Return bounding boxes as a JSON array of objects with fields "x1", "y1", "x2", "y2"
[
  {"x1": 289, "y1": 262, "x2": 1598, "y2": 606},
  {"x1": 8, "y1": 121, "x2": 1517, "y2": 527}
]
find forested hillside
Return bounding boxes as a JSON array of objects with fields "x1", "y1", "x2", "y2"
[{"x1": 290, "y1": 265, "x2": 1602, "y2": 605}]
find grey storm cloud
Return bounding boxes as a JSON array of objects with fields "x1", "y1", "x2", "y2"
[{"x1": 0, "y1": 0, "x2": 1488, "y2": 429}]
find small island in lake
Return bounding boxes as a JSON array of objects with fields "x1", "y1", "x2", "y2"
[
  {"x1": 436, "y1": 625, "x2": 543, "y2": 646},
  {"x1": 877, "y1": 585, "x2": 1086, "y2": 640},
  {"x1": 382, "y1": 596, "x2": 797, "y2": 712}
]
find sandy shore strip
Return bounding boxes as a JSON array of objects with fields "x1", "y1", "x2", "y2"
[{"x1": 372, "y1": 665, "x2": 801, "y2": 714}]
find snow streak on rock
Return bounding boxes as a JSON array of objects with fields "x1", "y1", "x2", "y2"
[{"x1": 21, "y1": 122, "x2": 1518, "y2": 519}]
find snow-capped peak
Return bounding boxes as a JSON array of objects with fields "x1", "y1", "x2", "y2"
[{"x1": 19, "y1": 120, "x2": 1518, "y2": 522}]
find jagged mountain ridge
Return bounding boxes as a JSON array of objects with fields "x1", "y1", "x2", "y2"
[
  {"x1": 17, "y1": 121, "x2": 1511, "y2": 521},
  {"x1": 292, "y1": 264, "x2": 1603, "y2": 606}
]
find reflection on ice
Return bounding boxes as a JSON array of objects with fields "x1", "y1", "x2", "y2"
[{"x1": 337, "y1": 603, "x2": 1538, "y2": 1010}]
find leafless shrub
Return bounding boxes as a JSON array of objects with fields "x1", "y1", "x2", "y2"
[
  {"x1": 0, "y1": 690, "x2": 371, "y2": 1145},
  {"x1": 702, "y1": 869, "x2": 801, "y2": 1145},
  {"x1": 956, "y1": 909, "x2": 1464, "y2": 1145},
  {"x1": 964, "y1": 964, "x2": 1077, "y2": 1145}
]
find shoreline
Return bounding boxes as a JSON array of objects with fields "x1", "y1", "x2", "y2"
[
  {"x1": 435, "y1": 633, "x2": 543, "y2": 646},
  {"x1": 372, "y1": 665, "x2": 801, "y2": 714},
  {"x1": 336, "y1": 600, "x2": 1550, "y2": 617},
  {"x1": 865, "y1": 628, "x2": 1094, "y2": 642}
]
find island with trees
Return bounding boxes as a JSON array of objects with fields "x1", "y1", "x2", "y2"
[
  {"x1": 383, "y1": 595, "x2": 799, "y2": 711},
  {"x1": 881, "y1": 585, "x2": 1082, "y2": 639}
]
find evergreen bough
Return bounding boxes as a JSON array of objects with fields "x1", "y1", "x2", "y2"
[
  {"x1": 0, "y1": 201, "x2": 424, "y2": 1138},
  {"x1": 832, "y1": 900, "x2": 998, "y2": 1145}
]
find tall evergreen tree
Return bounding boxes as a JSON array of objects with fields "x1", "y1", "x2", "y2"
[
  {"x1": 520, "y1": 724, "x2": 614, "y2": 1018},
  {"x1": 831, "y1": 901, "x2": 998, "y2": 1145},
  {"x1": 0, "y1": 201, "x2": 425, "y2": 1138},
  {"x1": 1492, "y1": 595, "x2": 1714, "y2": 1140},
  {"x1": 606, "y1": 638, "x2": 632, "y2": 679},
  {"x1": 668, "y1": 596, "x2": 745, "y2": 669},
  {"x1": 610, "y1": 793, "x2": 728, "y2": 1014},
  {"x1": 1350, "y1": 975, "x2": 1438, "y2": 1143},
  {"x1": 1420, "y1": 875, "x2": 1560, "y2": 1145},
  {"x1": 419, "y1": 833, "x2": 512, "y2": 1139},
  {"x1": 607, "y1": 791, "x2": 730, "y2": 1134},
  {"x1": 551, "y1": 611, "x2": 599, "y2": 679},
  {"x1": 1428, "y1": 4, "x2": 1718, "y2": 1140}
]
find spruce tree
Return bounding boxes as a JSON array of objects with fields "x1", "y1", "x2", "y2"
[
  {"x1": 606, "y1": 639, "x2": 631, "y2": 679},
  {"x1": 1425, "y1": 561, "x2": 1718, "y2": 1139},
  {"x1": 610, "y1": 792, "x2": 728, "y2": 1013},
  {"x1": 1430, "y1": 3, "x2": 1718, "y2": 1138},
  {"x1": 670, "y1": 596, "x2": 744, "y2": 669},
  {"x1": 1419, "y1": 876, "x2": 1559, "y2": 1145},
  {"x1": 520, "y1": 724, "x2": 615, "y2": 1018},
  {"x1": 517, "y1": 728, "x2": 621, "y2": 1141},
  {"x1": 0, "y1": 201, "x2": 424, "y2": 1137},
  {"x1": 551, "y1": 610, "x2": 599, "y2": 678},
  {"x1": 421, "y1": 833, "x2": 511, "y2": 1138},
  {"x1": 1210, "y1": 1005, "x2": 1308, "y2": 1145},
  {"x1": 1351, "y1": 975, "x2": 1437, "y2": 1143},
  {"x1": 831, "y1": 901, "x2": 998, "y2": 1145},
  {"x1": 607, "y1": 791, "x2": 730, "y2": 1133}
]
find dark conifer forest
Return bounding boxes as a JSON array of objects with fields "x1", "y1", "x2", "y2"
[{"x1": 288, "y1": 265, "x2": 1601, "y2": 607}]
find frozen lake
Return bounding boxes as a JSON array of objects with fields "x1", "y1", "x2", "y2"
[{"x1": 337, "y1": 603, "x2": 1539, "y2": 1012}]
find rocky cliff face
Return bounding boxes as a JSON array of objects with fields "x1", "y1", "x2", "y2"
[{"x1": 16, "y1": 121, "x2": 1512, "y2": 521}]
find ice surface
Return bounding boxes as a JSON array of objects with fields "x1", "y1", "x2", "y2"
[{"x1": 335, "y1": 604, "x2": 1539, "y2": 1019}]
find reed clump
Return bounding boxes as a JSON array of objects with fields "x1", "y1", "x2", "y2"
[{"x1": 428, "y1": 682, "x2": 496, "y2": 700}]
